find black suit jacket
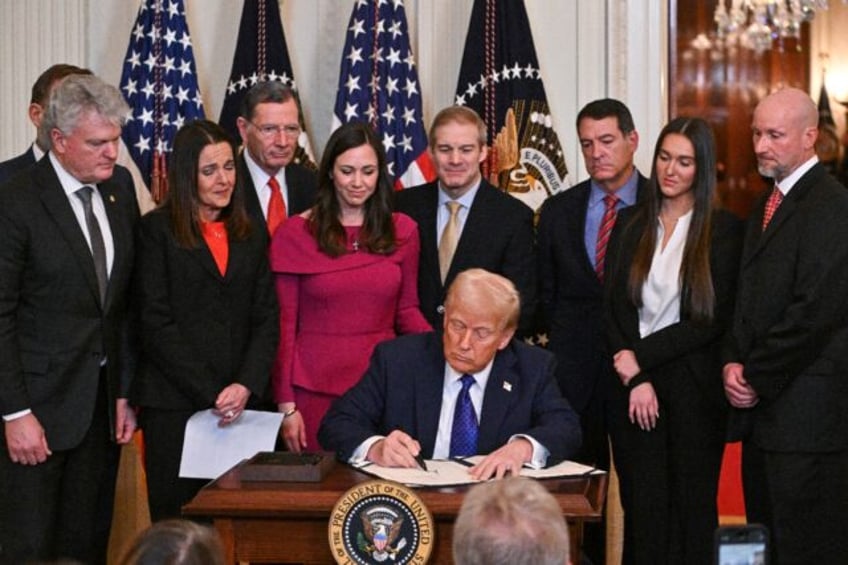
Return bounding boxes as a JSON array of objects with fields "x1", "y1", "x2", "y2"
[
  {"x1": 394, "y1": 180, "x2": 537, "y2": 335},
  {"x1": 605, "y1": 207, "x2": 743, "y2": 423},
  {"x1": 238, "y1": 152, "x2": 317, "y2": 244},
  {"x1": 536, "y1": 175, "x2": 647, "y2": 412},
  {"x1": 0, "y1": 158, "x2": 138, "y2": 450},
  {"x1": 131, "y1": 208, "x2": 279, "y2": 410},
  {"x1": 0, "y1": 146, "x2": 37, "y2": 186},
  {"x1": 318, "y1": 332, "x2": 581, "y2": 464},
  {"x1": 723, "y1": 163, "x2": 848, "y2": 452}
]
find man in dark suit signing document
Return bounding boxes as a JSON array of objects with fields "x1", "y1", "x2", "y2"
[{"x1": 319, "y1": 269, "x2": 580, "y2": 481}]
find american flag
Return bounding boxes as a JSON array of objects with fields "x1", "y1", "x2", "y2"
[
  {"x1": 332, "y1": 0, "x2": 435, "y2": 189},
  {"x1": 455, "y1": 0, "x2": 568, "y2": 212},
  {"x1": 119, "y1": 0, "x2": 205, "y2": 203},
  {"x1": 219, "y1": 0, "x2": 316, "y2": 170}
]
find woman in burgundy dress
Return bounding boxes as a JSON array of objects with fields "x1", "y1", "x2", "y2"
[{"x1": 270, "y1": 121, "x2": 431, "y2": 453}]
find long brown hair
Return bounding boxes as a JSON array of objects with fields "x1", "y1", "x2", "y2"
[
  {"x1": 164, "y1": 120, "x2": 251, "y2": 248},
  {"x1": 627, "y1": 117, "x2": 716, "y2": 322},
  {"x1": 309, "y1": 121, "x2": 396, "y2": 257}
]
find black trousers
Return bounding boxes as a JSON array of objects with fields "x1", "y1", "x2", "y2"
[
  {"x1": 140, "y1": 407, "x2": 208, "y2": 522},
  {"x1": 609, "y1": 370, "x2": 725, "y2": 565},
  {"x1": 573, "y1": 382, "x2": 610, "y2": 565},
  {"x1": 742, "y1": 442, "x2": 848, "y2": 565},
  {"x1": 0, "y1": 371, "x2": 120, "y2": 565}
]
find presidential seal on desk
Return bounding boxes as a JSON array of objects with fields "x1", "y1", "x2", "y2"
[{"x1": 329, "y1": 480, "x2": 433, "y2": 564}]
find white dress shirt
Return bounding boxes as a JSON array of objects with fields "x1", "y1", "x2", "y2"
[
  {"x1": 243, "y1": 148, "x2": 289, "y2": 217},
  {"x1": 775, "y1": 155, "x2": 818, "y2": 197},
  {"x1": 351, "y1": 359, "x2": 549, "y2": 468},
  {"x1": 638, "y1": 209, "x2": 692, "y2": 338}
]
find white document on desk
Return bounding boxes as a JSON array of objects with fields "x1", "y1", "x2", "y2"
[
  {"x1": 355, "y1": 457, "x2": 603, "y2": 487},
  {"x1": 459, "y1": 455, "x2": 604, "y2": 479},
  {"x1": 354, "y1": 459, "x2": 482, "y2": 487},
  {"x1": 179, "y1": 409, "x2": 283, "y2": 479}
]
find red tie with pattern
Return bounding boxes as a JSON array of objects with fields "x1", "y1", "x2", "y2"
[
  {"x1": 267, "y1": 176, "x2": 287, "y2": 237},
  {"x1": 595, "y1": 194, "x2": 619, "y2": 281},
  {"x1": 761, "y1": 186, "x2": 783, "y2": 231}
]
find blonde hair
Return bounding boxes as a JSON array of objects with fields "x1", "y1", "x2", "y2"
[
  {"x1": 445, "y1": 269, "x2": 520, "y2": 331},
  {"x1": 453, "y1": 477, "x2": 570, "y2": 565},
  {"x1": 428, "y1": 105, "x2": 487, "y2": 147}
]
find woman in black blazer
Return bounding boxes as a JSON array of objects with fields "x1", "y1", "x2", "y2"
[
  {"x1": 132, "y1": 120, "x2": 278, "y2": 521},
  {"x1": 604, "y1": 117, "x2": 742, "y2": 564}
]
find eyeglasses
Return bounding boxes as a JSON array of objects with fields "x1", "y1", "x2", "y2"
[{"x1": 249, "y1": 121, "x2": 301, "y2": 139}]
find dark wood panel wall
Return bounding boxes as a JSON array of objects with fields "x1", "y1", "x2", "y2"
[{"x1": 669, "y1": 0, "x2": 810, "y2": 218}]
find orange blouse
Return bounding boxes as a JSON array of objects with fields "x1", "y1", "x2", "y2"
[{"x1": 200, "y1": 221, "x2": 228, "y2": 276}]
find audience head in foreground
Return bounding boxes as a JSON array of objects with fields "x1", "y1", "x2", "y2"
[
  {"x1": 453, "y1": 477, "x2": 571, "y2": 565},
  {"x1": 120, "y1": 519, "x2": 225, "y2": 565}
]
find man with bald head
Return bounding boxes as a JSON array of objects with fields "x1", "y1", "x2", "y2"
[{"x1": 723, "y1": 87, "x2": 848, "y2": 564}]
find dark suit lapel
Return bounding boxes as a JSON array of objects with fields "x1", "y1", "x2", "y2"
[
  {"x1": 448, "y1": 182, "x2": 493, "y2": 282},
  {"x1": 418, "y1": 184, "x2": 441, "y2": 294},
  {"x1": 191, "y1": 240, "x2": 226, "y2": 281},
  {"x1": 743, "y1": 166, "x2": 819, "y2": 266},
  {"x1": 36, "y1": 161, "x2": 102, "y2": 308},
  {"x1": 97, "y1": 180, "x2": 130, "y2": 311},
  {"x1": 238, "y1": 154, "x2": 267, "y2": 231},
  {"x1": 478, "y1": 344, "x2": 519, "y2": 452},
  {"x1": 285, "y1": 165, "x2": 309, "y2": 216},
  {"x1": 224, "y1": 235, "x2": 248, "y2": 282},
  {"x1": 415, "y1": 336, "x2": 447, "y2": 457},
  {"x1": 571, "y1": 185, "x2": 598, "y2": 281}
]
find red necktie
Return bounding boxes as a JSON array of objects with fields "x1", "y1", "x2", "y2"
[
  {"x1": 595, "y1": 194, "x2": 619, "y2": 281},
  {"x1": 267, "y1": 176, "x2": 287, "y2": 237},
  {"x1": 761, "y1": 186, "x2": 783, "y2": 231}
]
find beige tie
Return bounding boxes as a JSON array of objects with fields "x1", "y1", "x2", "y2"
[{"x1": 439, "y1": 201, "x2": 461, "y2": 283}]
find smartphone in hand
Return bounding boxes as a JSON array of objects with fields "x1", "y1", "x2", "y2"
[{"x1": 715, "y1": 524, "x2": 769, "y2": 565}]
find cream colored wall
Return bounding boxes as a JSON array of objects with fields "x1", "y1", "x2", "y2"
[
  {"x1": 812, "y1": 1, "x2": 848, "y2": 137},
  {"x1": 0, "y1": 0, "x2": 665, "y2": 184}
]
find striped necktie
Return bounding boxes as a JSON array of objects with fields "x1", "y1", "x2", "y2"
[{"x1": 595, "y1": 194, "x2": 619, "y2": 281}]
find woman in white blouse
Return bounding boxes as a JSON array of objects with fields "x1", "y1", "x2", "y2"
[{"x1": 604, "y1": 117, "x2": 743, "y2": 565}]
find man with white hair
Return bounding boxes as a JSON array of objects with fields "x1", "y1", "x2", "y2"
[
  {"x1": 0, "y1": 74, "x2": 139, "y2": 565},
  {"x1": 319, "y1": 268, "x2": 580, "y2": 481},
  {"x1": 453, "y1": 477, "x2": 571, "y2": 565}
]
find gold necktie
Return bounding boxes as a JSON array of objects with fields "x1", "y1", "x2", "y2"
[{"x1": 439, "y1": 201, "x2": 461, "y2": 283}]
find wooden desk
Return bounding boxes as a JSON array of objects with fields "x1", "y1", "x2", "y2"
[{"x1": 183, "y1": 462, "x2": 607, "y2": 564}]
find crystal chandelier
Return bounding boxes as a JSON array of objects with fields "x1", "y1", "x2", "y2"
[{"x1": 714, "y1": 0, "x2": 830, "y2": 54}]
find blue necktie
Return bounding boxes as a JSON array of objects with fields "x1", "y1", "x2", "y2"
[{"x1": 449, "y1": 374, "x2": 479, "y2": 457}]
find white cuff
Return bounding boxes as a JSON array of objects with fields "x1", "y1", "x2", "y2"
[
  {"x1": 349, "y1": 435, "x2": 385, "y2": 464},
  {"x1": 509, "y1": 434, "x2": 549, "y2": 469},
  {"x1": 3, "y1": 408, "x2": 32, "y2": 422}
]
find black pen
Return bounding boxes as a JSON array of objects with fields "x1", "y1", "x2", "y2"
[
  {"x1": 395, "y1": 424, "x2": 428, "y2": 471},
  {"x1": 414, "y1": 452, "x2": 428, "y2": 472}
]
